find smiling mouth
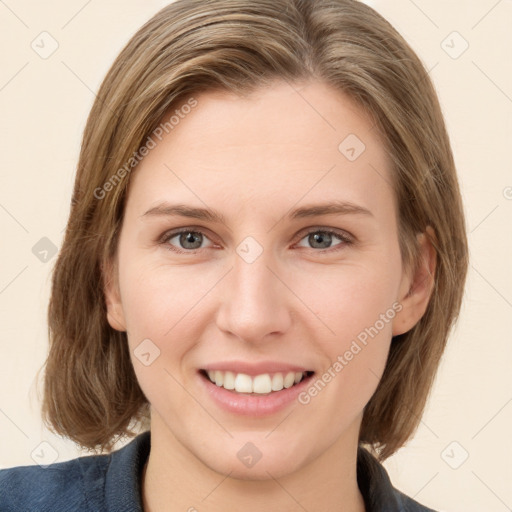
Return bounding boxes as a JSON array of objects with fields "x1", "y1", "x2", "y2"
[{"x1": 199, "y1": 369, "x2": 315, "y2": 395}]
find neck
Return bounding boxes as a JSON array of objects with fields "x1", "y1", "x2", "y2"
[{"x1": 142, "y1": 413, "x2": 366, "y2": 512}]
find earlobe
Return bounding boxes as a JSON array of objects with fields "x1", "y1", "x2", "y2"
[
  {"x1": 392, "y1": 227, "x2": 437, "y2": 336},
  {"x1": 102, "y1": 258, "x2": 127, "y2": 332}
]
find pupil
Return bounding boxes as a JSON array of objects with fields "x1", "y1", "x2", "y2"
[
  {"x1": 182, "y1": 232, "x2": 201, "y2": 249},
  {"x1": 311, "y1": 232, "x2": 331, "y2": 248}
]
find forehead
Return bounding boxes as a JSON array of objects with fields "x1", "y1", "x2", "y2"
[{"x1": 126, "y1": 80, "x2": 394, "y2": 219}]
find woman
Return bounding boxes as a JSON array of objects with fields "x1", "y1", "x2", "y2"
[{"x1": 0, "y1": 0, "x2": 468, "y2": 510}]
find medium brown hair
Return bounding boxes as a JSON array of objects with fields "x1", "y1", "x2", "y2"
[{"x1": 42, "y1": 0, "x2": 468, "y2": 461}]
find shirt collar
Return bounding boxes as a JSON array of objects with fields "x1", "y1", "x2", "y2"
[
  {"x1": 104, "y1": 431, "x2": 150, "y2": 511},
  {"x1": 357, "y1": 446, "x2": 403, "y2": 511}
]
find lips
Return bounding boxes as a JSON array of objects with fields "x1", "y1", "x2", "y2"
[
  {"x1": 196, "y1": 360, "x2": 316, "y2": 415},
  {"x1": 198, "y1": 365, "x2": 316, "y2": 416}
]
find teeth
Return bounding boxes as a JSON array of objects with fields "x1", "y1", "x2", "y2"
[
  {"x1": 253, "y1": 374, "x2": 272, "y2": 394},
  {"x1": 234, "y1": 373, "x2": 253, "y2": 393},
  {"x1": 283, "y1": 372, "x2": 295, "y2": 388},
  {"x1": 271, "y1": 373, "x2": 283, "y2": 391},
  {"x1": 204, "y1": 370, "x2": 309, "y2": 394},
  {"x1": 223, "y1": 371, "x2": 235, "y2": 390}
]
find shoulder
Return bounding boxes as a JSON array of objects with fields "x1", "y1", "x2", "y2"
[
  {"x1": 0, "y1": 451, "x2": 111, "y2": 512},
  {"x1": 393, "y1": 488, "x2": 438, "y2": 512},
  {"x1": 0, "y1": 431, "x2": 150, "y2": 512}
]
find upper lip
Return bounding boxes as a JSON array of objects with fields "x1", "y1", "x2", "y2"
[{"x1": 201, "y1": 360, "x2": 313, "y2": 376}]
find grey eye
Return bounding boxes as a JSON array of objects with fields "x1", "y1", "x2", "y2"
[
  {"x1": 296, "y1": 230, "x2": 345, "y2": 250},
  {"x1": 165, "y1": 230, "x2": 212, "y2": 251}
]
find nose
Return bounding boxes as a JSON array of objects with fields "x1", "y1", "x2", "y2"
[{"x1": 215, "y1": 244, "x2": 293, "y2": 344}]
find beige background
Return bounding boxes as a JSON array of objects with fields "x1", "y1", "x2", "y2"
[{"x1": 0, "y1": 1, "x2": 511, "y2": 510}]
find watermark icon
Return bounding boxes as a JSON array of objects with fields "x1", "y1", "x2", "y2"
[
  {"x1": 30, "y1": 441, "x2": 59, "y2": 468},
  {"x1": 93, "y1": 97, "x2": 198, "y2": 200},
  {"x1": 441, "y1": 31, "x2": 469, "y2": 60},
  {"x1": 503, "y1": 186, "x2": 512, "y2": 200},
  {"x1": 133, "y1": 338, "x2": 161, "y2": 366},
  {"x1": 237, "y1": 441, "x2": 263, "y2": 468},
  {"x1": 298, "y1": 301, "x2": 402, "y2": 405},
  {"x1": 236, "y1": 236, "x2": 264, "y2": 264},
  {"x1": 32, "y1": 236, "x2": 58, "y2": 263},
  {"x1": 31, "y1": 31, "x2": 59, "y2": 59},
  {"x1": 338, "y1": 133, "x2": 366, "y2": 161},
  {"x1": 32, "y1": 237, "x2": 58, "y2": 263},
  {"x1": 441, "y1": 441, "x2": 469, "y2": 469}
]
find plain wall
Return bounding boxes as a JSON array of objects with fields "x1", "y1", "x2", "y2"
[{"x1": 0, "y1": 1, "x2": 511, "y2": 511}]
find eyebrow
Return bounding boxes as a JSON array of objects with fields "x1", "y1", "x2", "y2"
[{"x1": 140, "y1": 200, "x2": 373, "y2": 224}]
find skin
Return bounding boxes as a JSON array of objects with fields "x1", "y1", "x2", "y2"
[{"x1": 104, "y1": 80, "x2": 436, "y2": 512}]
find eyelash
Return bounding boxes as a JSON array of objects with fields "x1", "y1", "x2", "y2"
[{"x1": 158, "y1": 227, "x2": 354, "y2": 255}]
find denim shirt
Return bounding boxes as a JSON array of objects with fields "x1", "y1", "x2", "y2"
[{"x1": 0, "y1": 432, "x2": 437, "y2": 511}]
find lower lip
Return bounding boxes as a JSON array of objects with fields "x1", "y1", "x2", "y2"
[{"x1": 198, "y1": 371, "x2": 314, "y2": 416}]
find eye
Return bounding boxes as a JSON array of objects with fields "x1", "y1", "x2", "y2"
[
  {"x1": 159, "y1": 227, "x2": 353, "y2": 254},
  {"x1": 160, "y1": 229, "x2": 214, "y2": 253},
  {"x1": 295, "y1": 228, "x2": 352, "y2": 251}
]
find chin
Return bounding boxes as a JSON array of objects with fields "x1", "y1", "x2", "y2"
[{"x1": 195, "y1": 434, "x2": 311, "y2": 481}]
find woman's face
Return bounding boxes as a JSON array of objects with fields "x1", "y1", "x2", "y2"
[{"x1": 106, "y1": 80, "x2": 422, "y2": 479}]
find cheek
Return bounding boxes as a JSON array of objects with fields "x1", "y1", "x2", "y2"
[
  {"x1": 118, "y1": 262, "x2": 215, "y2": 411},
  {"x1": 294, "y1": 257, "x2": 402, "y2": 343},
  {"x1": 294, "y1": 269, "x2": 398, "y2": 433},
  {"x1": 117, "y1": 259, "x2": 227, "y2": 410},
  {"x1": 291, "y1": 257, "x2": 401, "y2": 403},
  {"x1": 119, "y1": 258, "x2": 218, "y2": 341}
]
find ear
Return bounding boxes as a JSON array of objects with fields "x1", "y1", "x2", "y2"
[
  {"x1": 392, "y1": 227, "x2": 437, "y2": 336},
  {"x1": 102, "y1": 257, "x2": 127, "y2": 332}
]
